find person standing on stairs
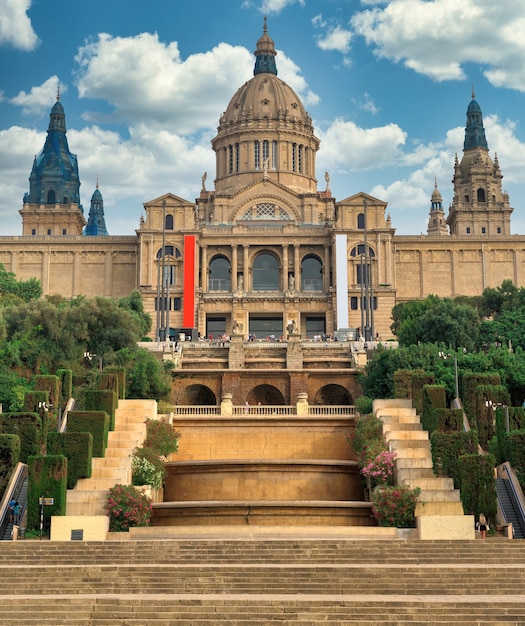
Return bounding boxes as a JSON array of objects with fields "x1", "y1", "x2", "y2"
[{"x1": 478, "y1": 514, "x2": 487, "y2": 539}]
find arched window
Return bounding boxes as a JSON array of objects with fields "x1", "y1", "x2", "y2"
[
  {"x1": 254, "y1": 140, "x2": 260, "y2": 170},
  {"x1": 357, "y1": 213, "x2": 365, "y2": 229},
  {"x1": 209, "y1": 256, "x2": 231, "y2": 291},
  {"x1": 477, "y1": 188, "x2": 486, "y2": 202},
  {"x1": 47, "y1": 189, "x2": 56, "y2": 204},
  {"x1": 350, "y1": 244, "x2": 375, "y2": 258},
  {"x1": 156, "y1": 246, "x2": 180, "y2": 286},
  {"x1": 253, "y1": 253, "x2": 279, "y2": 291},
  {"x1": 165, "y1": 214, "x2": 174, "y2": 230},
  {"x1": 156, "y1": 245, "x2": 180, "y2": 259},
  {"x1": 302, "y1": 256, "x2": 322, "y2": 291}
]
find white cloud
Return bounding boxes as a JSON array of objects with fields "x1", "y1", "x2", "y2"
[
  {"x1": 0, "y1": 0, "x2": 39, "y2": 50},
  {"x1": 350, "y1": 0, "x2": 525, "y2": 89},
  {"x1": 316, "y1": 25, "x2": 353, "y2": 54},
  {"x1": 74, "y1": 33, "x2": 320, "y2": 130},
  {"x1": 10, "y1": 76, "x2": 64, "y2": 115},
  {"x1": 316, "y1": 118, "x2": 407, "y2": 171},
  {"x1": 265, "y1": 0, "x2": 305, "y2": 14},
  {"x1": 75, "y1": 34, "x2": 253, "y2": 134}
]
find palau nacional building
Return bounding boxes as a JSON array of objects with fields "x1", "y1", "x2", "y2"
[{"x1": 4, "y1": 22, "x2": 524, "y2": 405}]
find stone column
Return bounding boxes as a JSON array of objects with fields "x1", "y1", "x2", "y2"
[
  {"x1": 231, "y1": 244, "x2": 238, "y2": 292},
  {"x1": 201, "y1": 245, "x2": 208, "y2": 291},
  {"x1": 243, "y1": 244, "x2": 249, "y2": 291},
  {"x1": 282, "y1": 243, "x2": 289, "y2": 291},
  {"x1": 293, "y1": 244, "x2": 301, "y2": 292},
  {"x1": 324, "y1": 245, "x2": 330, "y2": 291},
  {"x1": 220, "y1": 393, "x2": 233, "y2": 416}
]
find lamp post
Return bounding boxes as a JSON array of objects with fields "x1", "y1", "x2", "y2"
[
  {"x1": 439, "y1": 351, "x2": 459, "y2": 401},
  {"x1": 485, "y1": 400, "x2": 509, "y2": 432}
]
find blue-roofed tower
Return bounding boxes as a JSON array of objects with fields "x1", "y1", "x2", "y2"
[
  {"x1": 446, "y1": 90, "x2": 513, "y2": 236},
  {"x1": 84, "y1": 182, "x2": 109, "y2": 236},
  {"x1": 20, "y1": 90, "x2": 86, "y2": 236}
]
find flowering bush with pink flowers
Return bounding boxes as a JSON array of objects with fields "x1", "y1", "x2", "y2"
[
  {"x1": 105, "y1": 484, "x2": 152, "y2": 532},
  {"x1": 361, "y1": 450, "x2": 397, "y2": 487},
  {"x1": 371, "y1": 485, "x2": 421, "y2": 528}
]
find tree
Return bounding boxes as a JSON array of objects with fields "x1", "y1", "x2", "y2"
[
  {"x1": 391, "y1": 295, "x2": 479, "y2": 351},
  {"x1": 115, "y1": 348, "x2": 171, "y2": 400}
]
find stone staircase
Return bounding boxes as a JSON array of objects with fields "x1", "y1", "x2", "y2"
[
  {"x1": 66, "y1": 399, "x2": 156, "y2": 516},
  {"x1": 0, "y1": 537, "x2": 524, "y2": 624},
  {"x1": 374, "y1": 399, "x2": 474, "y2": 538}
]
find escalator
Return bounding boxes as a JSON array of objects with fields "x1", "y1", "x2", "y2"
[
  {"x1": 496, "y1": 464, "x2": 525, "y2": 539},
  {"x1": 0, "y1": 464, "x2": 28, "y2": 540}
]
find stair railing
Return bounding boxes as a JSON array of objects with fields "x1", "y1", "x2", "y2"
[
  {"x1": 501, "y1": 462, "x2": 525, "y2": 538},
  {"x1": 58, "y1": 397, "x2": 76, "y2": 433},
  {"x1": 0, "y1": 463, "x2": 28, "y2": 539}
]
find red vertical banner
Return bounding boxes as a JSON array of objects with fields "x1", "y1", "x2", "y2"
[{"x1": 183, "y1": 235, "x2": 196, "y2": 328}]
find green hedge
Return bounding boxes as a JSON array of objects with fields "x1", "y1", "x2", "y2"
[
  {"x1": 27, "y1": 455, "x2": 67, "y2": 531},
  {"x1": 105, "y1": 366, "x2": 126, "y2": 399},
  {"x1": 458, "y1": 453, "x2": 497, "y2": 524},
  {"x1": 474, "y1": 384, "x2": 510, "y2": 447},
  {"x1": 0, "y1": 434, "x2": 21, "y2": 494},
  {"x1": 56, "y1": 369, "x2": 73, "y2": 404},
  {"x1": 462, "y1": 373, "x2": 501, "y2": 429},
  {"x1": 67, "y1": 411, "x2": 109, "y2": 457},
  {"x1": 411, "y1": 373, "x2": 435, "y2": 415},
  {"x1": 393, "y1": 369, "x2": 425, "y2": 399},
  {"x1": 85, "y1": 390, "x2": 117, "y2": 430},
  {"x1": 34, "y1": 375, "x2": 60, "y2": 410},
  {"x1": 507, "y1": 431, "x2": 525, "y2": 486},
  {"x1": 47, "y1": 432, "x2": 93, "y2": 489},
  {"x1": 434, "y1": 408, "x2": 464, "y2": 433},
  {"x1": 421, "y1": 385, "x2": 446, "y2": 433},
  {"x1": 430, "y1": 430, "x2": 478, "y2": 488},
  {"x1": 0, "y1": 412, "x2": 43, "y2": 463},
  {"x1": 22, "y1": 391, "x2": 55, "y2": 438}
]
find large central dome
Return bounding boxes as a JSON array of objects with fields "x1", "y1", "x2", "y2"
[{"x1": 212, "y1": 20, "x2": 319, "y2": 194}]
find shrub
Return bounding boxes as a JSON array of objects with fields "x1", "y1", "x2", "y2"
[
  {"x1": 371, "y1": 485, "x2": 421, "y2": 528},
  {"x1": 361, "y1": 450, "x2": 396, "y2": 487},
  {"x1": 143, "y1": 419, "x2": 180, "y2": 458},
  {"x1": 105, "y1": 484, "x2": 152, "y2": 532},
  {"x1": 131, "y1": 447, "x2": 165, "y2": 490},
  {"x1": 355, "y1": 396, "x2": 373, "y2": 416},
  {"x1": 458, "y1": 453, "x2": 497, "y2": 524},
  {"x1": 350, "y1": 413, "x2": 386, "y2": 466}
]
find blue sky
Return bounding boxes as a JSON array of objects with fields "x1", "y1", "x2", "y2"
[{"x1": 1, "y1": 0, "x2": 525, "y2": 236}]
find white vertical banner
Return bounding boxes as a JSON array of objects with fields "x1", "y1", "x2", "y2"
[{"x1": 335, "y1": 234, "x2": 349, "y2": 329}]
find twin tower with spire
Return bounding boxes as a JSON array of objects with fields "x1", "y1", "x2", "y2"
[
  {"x1": 428, "y1": 88, "x2": 512, "y2": 237},
  {"x1": 20, "y1": 89, "x2": 108, "y2": 237}
]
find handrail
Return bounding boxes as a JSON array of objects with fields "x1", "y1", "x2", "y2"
[
  {"x1": 58, "y1": 397, "x2": 76, "y2": 433},
  {"x1": 502, "y1": 462, "x2": 525, "y2": 537},
  {"x1": 0, "y1": 463, "x2": 28, "y2": 539}
]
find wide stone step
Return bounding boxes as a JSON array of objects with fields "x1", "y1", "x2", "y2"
[
  {"x1": 395, "y1": 457, "x2": 433, "y2": 470},
  {"x1": 385, "y1": 430, "x2": 428, "y2": 441},
  {"x1": 418, "y1": 488, "x2": 461, "y2": 501},
  {"x1": 90, "y1": 465, "x2": 130, "y2": 480},
  {"x1": 388, "y1": 438, "x2": 431, "y2": 450},
  {"x1": 1, "y1": 597, "x2": 525, "y2": 625},
  {"x1": 75, "y1": 476, "x2": 130, "y2": 490},
  {"x1": 382, "y1": 421, "x2": 423, "y2": 432},
  {"x1": 396, "y1": 468, "x2": 436, "y2": 483},
  {"x1": 4, "y1": 564, "x2": 525, "y2": 596},
  {"x1": 400, "y1": 476, "x2": 455, "y2": 490}
]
